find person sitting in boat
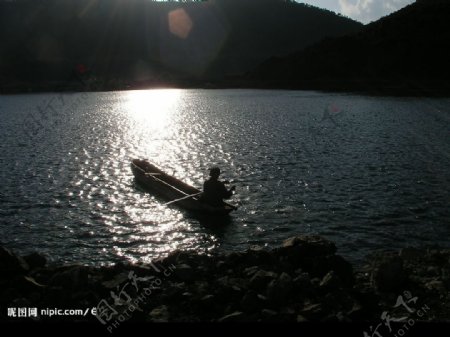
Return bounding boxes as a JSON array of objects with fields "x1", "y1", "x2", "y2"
[{"x1": 201, "y1": 167, "x2": 235, "y2": 207}]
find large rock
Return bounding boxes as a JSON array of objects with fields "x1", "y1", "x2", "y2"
[
  {"x1": 173, "y1": 264, "x2": 195, "y2": 282},
  {"x1": 225, "y1": 252, "x2": 246, "y2": 266},
  {"x1": 306, "y1": 254, "x2": 354, "y2": 286},
  {"x1": 399, "y1": 247, "x2": 423, "y2": 260},
  {"x1": 49, "y1": 265, "x2": 89, "y2": 290},
  {"x1": 266, "y1": 272, "x2": 293, "y2": 304},
  {"x1": 442, "y1": 268, "x2": 450, "y2": 289},
  {"x1": 249, "y1": 270, "x2": 278, "y2": 291},
  {"x1": 164, "y1": 250, "x2": 194, "y2": 265},
  {"x1": 371, "y1": 255, "x2": 406, "y2": 292},
  {"x1": 281, "y1": 235, "x2": 337, "y2": 257},
  {"x1": 161, "y1": 282, "x2": 185, "y2": 302},
  {"x1": 241, "y1": 290, "x2": 264, "y2": 312},
  {"x1": 101, "y1": 272, "x2": 130, "y2": 289},
  {"x1": 0, "y1": 246, "x2": 29, "y2": 276},
  {"x1": 293, "y1": 272, "x2": 315, "y2": 298},
  {"x1": 215, "y1": 276, "x2": 246, "y2": 302},
  {"x1": 243, "y1": 246, "x2": 274, "y2": 267},
  {"x1": 23, "y1": 252, "x2": 47, "y2": 270}
]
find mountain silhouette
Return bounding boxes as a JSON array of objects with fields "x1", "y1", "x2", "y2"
[
  {"x1": 248, "y1": 0, "x2": 450, "y2": 95},
  {"x1": 0, "y1": 0, "x2": 362, "y2": 92}
]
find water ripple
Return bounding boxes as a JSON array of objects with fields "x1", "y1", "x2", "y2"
[{"x1": 1, "y1": 91, "x2": 449, "y2": 264}]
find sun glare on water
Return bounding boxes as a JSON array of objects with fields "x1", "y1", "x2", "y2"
[
  {"x1": 124, "y1": 89, "x2": 183, "y2": 158},
  {"x1": 126, "y1": 89, "x2": 182, "y2": 129}
]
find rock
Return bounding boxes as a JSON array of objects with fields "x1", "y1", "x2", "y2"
[
  {"x1": 243, "y1": 266, "x2": 260, "y2": 277},
  {"x1": 241, "y1": 290, "x2": 262, "y2": 312},
  {"x1": 231, "y1": 285, "x2": 243, "y2": 292},
  {"x1": 371, "y1": 256, "x2": 406, "y2": 292},
  {"x1": 0, "y1": 246, "x2": 29, "y2": 276},
  {"x1": 17, "y1": 276, "x2": 46, "y2": 292},
  {"x1": 50, "y1": 266, "x2": 89, "y2": 290},
  {"x1": 200, "y1": 294, "x2": 215, "y2": 306},
  {"x1": 426, "y1": 266, "x2": 441, "y2": 277},
  {"x1": 161, "y1": 282, "x2": 185, "y2": 301},
  {"x1": 225, "y1": 252, "x2": 245, "y2": 265},
  {"x1": 174, "y1": 264, "x2": 195, "y2": 282},
  {"x1": 215, "y1": 277, "x2": 246, "y2": 302},
  {"x1": 261, "y1": 309, "x2": 278, "y2": 320},
  {"x1": 193, "y1": 281, "x2": 209, "y2": 295},
  {"x1": 244, "y1": 247, "x2": 273, "y2": 266},
  {"x1": 278, "y1": 256, "x2": 294, "y2": 274},
  {"x1": 249, "y1": 245, "x2": 264, "y2": 252},
  {"x1": 148, "y1": 305, "x2": 170, "y2": 322},
  {"x1": 346, "y1": 302, "x2": 365, "y2": 321},
  {"x1": 10, "y1": 297, "x2": 31, "y2": 308},
  {"x1": 296, "y1": 314, "x2": 308, "y2": 322},
  {"x1": 319, "y1": 271, "x2": 341, "y2": 292},
  {"x1": 164, "y1": 250, "x2": 193, "y2": 265},
  {"x1": 182, "y1": 291, "x2": 193, "y2": 298},
  {"x1": 294, "y1": 268, "x2": 304, "y2": 275},
  {"x1": 310, "y1": 277, "x2": 321, "y2": 288},
  {"x1": 217, "y1": 311, "x2": 245, "y2": 322},
  {"x1": 293, "y1": 273, "x2": 314, "y2": 297},
  {"x1": 249, "y1": 270, "x2": 278, "y2": 291},
  {"x1": 257, "y1": 294, "x2": 268, "y2": 302},
  {"x1": 281, "y1": 235, "x2": 337, "y2": 257},
  {"x1": 307, "y1": 255, "x2": 354, "y2": 286},
  {"x1": 278, "y1": 307, "x2": 296, "y2": 321},
  {"x1": 442, "y1": 268, "x2": 450, "y2": 289},
  {"x1": 266, "y1": 272, "x2": 293, "y2": 304},
  {"x1": 101, "y1": 272, "x2": 130, "y2": 289},
  {"x1": 217, "y1": 275, "x2": 230, "y2": 287},
  {"x1": 323, "y1": 313, "x2": 341, "y2": 322},
  {"x1": 110, "y1": 262, "x2": 127, "y2": 274},
  {"x1": 322, "y1": 290, "x2": 355, "y2": 314},
  {"x1": 23, "y1": 252, "x2": 47, "y2": 270},
  {"x1": 216, "y1": 260, "x2": 226, "y2": 270},
  {"x1": 334, "y1": 311, "x2": 350, "y2": 322},
  {"x1": 427, "y1": 250, "x2": 449, "y2": 266},
  {"x1": 399, "y1": 247, "x2": 423, "y2": 260},
  {"x1": 425, "y1": 280, "x2": 446, "y2": 292},
  {"x1": 217, "y1": 276, "x2": 245, "y2": 288},
  {"x1": 300, "y1": 303, "x2": 324, "y2": 320},
  {"x1": 9, "y1": 235, "x2": 450, "y2": 322}
]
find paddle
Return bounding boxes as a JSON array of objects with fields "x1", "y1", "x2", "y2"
[{"x1": 164, "y1": 192, "x2": 203, "y2": 206}]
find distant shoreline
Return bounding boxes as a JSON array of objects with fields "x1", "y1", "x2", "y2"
[{"x1": 2, "y1": 79, "x2": 450, "y2": 98}]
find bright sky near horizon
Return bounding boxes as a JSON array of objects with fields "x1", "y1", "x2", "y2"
[{"x1": 297, "y1": 0, "x2": 415, "y2": 24}]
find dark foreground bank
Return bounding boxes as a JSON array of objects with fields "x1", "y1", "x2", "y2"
[{"x1": 1, "y1": 235, "x2": 449, "y2": 325}]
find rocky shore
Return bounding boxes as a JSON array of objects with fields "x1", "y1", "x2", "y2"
[{"x1": 1, "y1": 235, "x2": 449, "y2": 326}]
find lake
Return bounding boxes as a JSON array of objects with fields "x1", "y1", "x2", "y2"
[{"x1": 1, "y1": 89, "x2": 449, "y2": 265}]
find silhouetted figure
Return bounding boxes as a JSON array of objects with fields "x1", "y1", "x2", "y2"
[{"x1": 201, "y1": 167, "x2": 235, "y2": 207}]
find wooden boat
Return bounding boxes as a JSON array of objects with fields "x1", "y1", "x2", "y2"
[{"x1": 131, "y1": 159, "x2": 237, "y2": 215}]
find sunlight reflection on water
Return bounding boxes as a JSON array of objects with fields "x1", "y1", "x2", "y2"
[{"x1": 1, "y1": 90, "x2": 449, "y2": 265}]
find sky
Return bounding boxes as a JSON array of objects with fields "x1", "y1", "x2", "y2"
[{"x1": 297, "y1": 0, "x2": 415, "y2": 24}]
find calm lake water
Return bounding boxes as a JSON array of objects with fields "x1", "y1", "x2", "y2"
[{"x1": 1, "y1": 89, "x2": 449, "y2": 265}]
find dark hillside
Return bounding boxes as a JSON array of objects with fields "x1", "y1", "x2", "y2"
[
  {"x1": 0, "y1": 0, "x2": 362, "y2": 92},
  {"x1": 248, "y1": 0, "x2": 450, "y2": 95}
]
